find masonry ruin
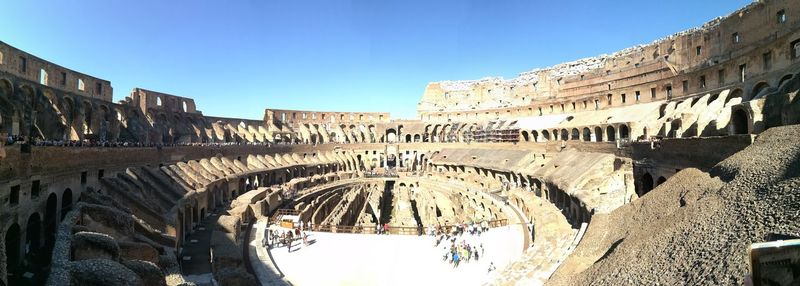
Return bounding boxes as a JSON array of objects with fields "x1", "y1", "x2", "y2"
[{"x1": 1, "y1": 0, "x2": 799, "y2": 285}]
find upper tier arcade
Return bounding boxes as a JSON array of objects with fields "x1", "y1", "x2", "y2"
[
  {"x1": 0, "y1": 41, "x2": 112, "y2": 102},
  {"x1": 418, "y1": 0, "x2": 800, "y2": 122}
]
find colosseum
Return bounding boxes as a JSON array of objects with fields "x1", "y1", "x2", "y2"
[{"x1": 1, "y1": 0, "x2": 799, "y2": 285}]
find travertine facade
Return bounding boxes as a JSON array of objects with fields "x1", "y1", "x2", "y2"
[{"x1": 0, "y1": 0, "x2": 799, "y2": 285}]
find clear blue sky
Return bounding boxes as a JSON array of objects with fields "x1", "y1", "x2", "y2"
[{"x1": 0, "y1": 0, "x2": 749, "y2": 120}]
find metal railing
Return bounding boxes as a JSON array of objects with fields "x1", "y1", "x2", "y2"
[{"x1": 311, "y1": 218, "x2": 508, "y2": 235}]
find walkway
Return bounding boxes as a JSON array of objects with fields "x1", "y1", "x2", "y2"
[
  {"x1": 181, "y1": 213, "x2": 220, "y2": 286},
  {"x1": 248, "y1": 220, "x2": 293, "y2": 286},
  {"x1": 504, "y1": 199, "x2": 532, "y2": 251}
]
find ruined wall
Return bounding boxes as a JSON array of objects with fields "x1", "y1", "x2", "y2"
[
  {"x1": 0, "y1": 41, "x2": 112, "y2": 102},
  {"x1": 418, "y1": 0, "x2": 800, "y2": 123}
]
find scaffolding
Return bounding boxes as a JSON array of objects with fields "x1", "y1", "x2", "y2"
[{"x1": 465, "y1": 120, "x2": 520, "y2": 143}]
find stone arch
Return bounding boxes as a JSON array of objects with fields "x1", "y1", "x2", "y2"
[
  {"x1": 619, "y1": 124, "x2": 630, "y2": 139},
  {"x1": 4, "y1": 223, "x2": 20, "y2": 283},
  {"x1": 594, "y1": 126, "x2": 603, "y2": 142},
  {"x1": 530, "y1": 130, "x2": 539, "y2": 142},
  {"x1": 726, "y1": 88, "x2": 743, "y2": 105},
  {"x1": 640, "y1": 173, "x2": 654, "y2": 196},
  {"x1": 750, "y1": 81, "x2": 771, "y2": 100},
  {"x1": 668, "y1": 119, "x2": 682, "y2": 138},
  {"x1": 0, "y1": 78, "x2": 15, "y2": 134},
  {"x1": 61, "y1": 188, "x2": 73, "y2": 219},
  {"x1": 25, "y1": 212, "x2": 42, "y2": 257},
  {"x1": 405, "y1": 134, "x2": 412, "y2": 143},
  {"x1": 778, "y1": 74, "x2": 794, "y2": 88},
  {"x1": 570, "y1": 128, "x2": 579, "y2": 140},
  {"x1": 656, "y1": 176, "x2": 667, "y2": 186},
  {"x1": 521, "y1": 130, "x2": 530, "y2": 142},
  {"x1": 18, "y1": 85, "x2": 35, "y2": 107},
  {"x1": 432, "y1": 125, "x2": 442, "y2": 142},
  {"x1": 386, "y1": 128, "x2": 397, "y2": 143},
  {"x1": 560, "y1": 129, "x2": 568, "y2": 141},
  {"x1": 17, "y1": 85, "x2": 36, "y2": 137},
  {"x1": 707, "y1": 93, "x2": 720, "y2": 105},
  {"x1": 423, "y1": 125, "x2": 432, "y2": 142},
  {"x1": 62, "y1": 97, "x2": 76, "y2": 132},
  {"x1": 606, "y1": 126, "x2": 616, "y2": 141},
  {"x1": 582, "y1": 127, "x2": 591, "y2": 141},
  {"x1": 82, "y1": 101, "x2": 94, "y2": 134},
  {"x1": 413, "y1": 134, "x2": 421, "y2": 142},
  {"x1": 731, "y1": 108, "x2": 749, "y2": 135},
  {"x1": 541, "y1": 130, "x2": 550, "y2": 141},
  {"x1": 45, "y1": 193, "x2": 58, "y2": 247}
]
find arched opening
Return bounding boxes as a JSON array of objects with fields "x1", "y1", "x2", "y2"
[
  {"x1": 61, "y1": 188, "x2": 73, "y2": 220},
  {"x1": 442, "y1": 124, "x2": 452, "y2": 142},
  {"x1": 731, "y1": 109, "x2": 749, "y2": 135},
  {"x1": 706, "y1": 93, "x2": 720, "y2": 105},
  {"x1": 521, "y1": 130, "x2": 530, "y2": 142},
  {"x1": 5, "y1": 223, "x2": 21, "y2": 283},
  {"x1": 531, "y1": 130, "x2": 539, "y2": 142},
  {"x1": 606, "y1": 126, "x2": 616, "y2": 141},
  {"x1": 25, "y1": 213, "x2": 42, "y2": 258},
  {"x1": 45, "y1": 193, "x2": 58, "y2": 247},
  {"x1": 63, "y1": 98, "x2": 75, "y2": 137},
  {"x1": 750, "y1": 82, "x2": 771, "y2": 100},
  {"x1": 0, "y1": 79, "x2": 15, "y2": 134},
  {"x1": 385, "y1": 128, "x2": 397, "y2": 143},
  {"x1": 571, "y1": 128, "x2": 579, "y2": 140},
  {"x1": 405, "y1": 134, "x2": 412, "y2": 143},
  {"x1": 541, "y1": 130, "x2": 550, "y2": 141},
  {"x1": 413, "y1": 134, "x2": 421, "y2": 142},
  {"x1": 656, "y1": 176, "x2": 667, "y2": 186},
  {"x1": 668, "y1": 119, "x2": 682, "y2": 138},
  {"x1": 640, "y1": 173, "x2": 654, "y2": 196},
  {"x1": 726, "y1": 89, "x2": 743, "y2": 105},
  {"x1": 594, "y1": 127, "x2": 603, "y2": 142},
  {"x1": 778, "y1": 74, "x2": 794, "y2": 88},
  {"x1": 560, "y1": 129, "x2": 568, "y2": 141},
  {"x1": 83, "y1": 101, "x2": 93, "y2": 135},
  {"x1": 582, "y1": 127, "x2": 591, "y2": 141},
  {"x1": 619, "y1": 125, "x2": 629, "y2": 139}
]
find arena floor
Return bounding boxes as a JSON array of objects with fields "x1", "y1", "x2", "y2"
[{"x1": 250, "y1": 222, "x2": 524, "y2": 286}]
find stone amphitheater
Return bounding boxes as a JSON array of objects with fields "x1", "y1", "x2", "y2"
[{"x1": 1, "y1": 0, "x2": 799, "y2": 285}]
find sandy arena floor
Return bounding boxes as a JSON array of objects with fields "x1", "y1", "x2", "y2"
[{"x1": 253, "y1": 222, "x2": 523, "y2": 286}]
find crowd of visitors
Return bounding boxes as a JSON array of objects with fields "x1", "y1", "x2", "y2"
[
  {"x1": 430, "y1": 221, "x2": 497, "y2": 272},
  {"x1": 262, "y1": 225, "x2": 310, "y2": 253},
  {"x1": 0, "y1": 133, "x2": 336, "y2": 149},
  {"x1": 429, "y1": 221, "x2": 490, "y2": 238}
]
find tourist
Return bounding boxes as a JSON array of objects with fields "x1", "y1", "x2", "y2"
[
  {"x1": 453, "y1": 252, "x2": 460, "y2": 268},
  {"x1": 487, "y1": 262, "x2": 496, "y2": 273}
]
